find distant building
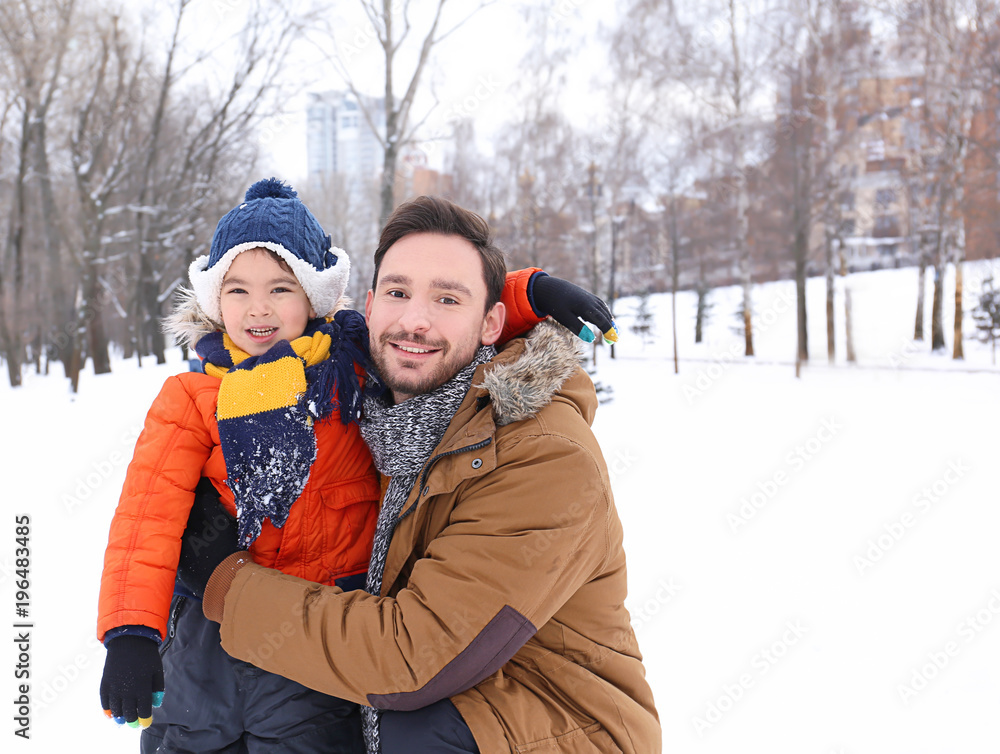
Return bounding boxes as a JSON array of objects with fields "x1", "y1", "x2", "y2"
[
  {"x1": 306, "y1": 91, "x2": 385, "y2": 188},
  {"x1": 392, "y1": 150, "x2": 454, "y2": 202}
]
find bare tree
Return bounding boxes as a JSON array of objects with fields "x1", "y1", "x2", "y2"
[
  {"x1": 0, "y1": 0, "x2": 77, "y2": 385},
  {"x1": 316, "y1": 0, "x2": 496, "y2": 224},
  {"x1": 897, "y1": 0, "x2": 981, "y2": 355},
  {"x1": 128, "y1": 0, "x2": 310, "y2": 364}
]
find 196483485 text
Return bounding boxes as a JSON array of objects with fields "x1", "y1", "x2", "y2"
[{"x1": 13, "y1": 514, "x2": 31, "y2": 740}]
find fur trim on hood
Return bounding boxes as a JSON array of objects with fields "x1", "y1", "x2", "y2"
[
  {"x1": 480, "y1": 319, "x2": 584, "y2": 427},
  {"x1": 161, "y1": 286, "x2": 353, "y2": 350}
]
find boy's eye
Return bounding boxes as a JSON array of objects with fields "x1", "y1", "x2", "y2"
[
  {"x1": 272, "y1": 287, "x2": 290, "y2": 294},
  {"x1": 225, "y1": 287, "x2": 246, "y2": 295}
]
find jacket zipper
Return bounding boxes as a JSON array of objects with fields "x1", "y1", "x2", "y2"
[
  {"x1": 398, "y1": 437, "x2": 493, "y2": 523},
  {"x1": 160, "y1": 596, "x2": 186, "y2": 656}
]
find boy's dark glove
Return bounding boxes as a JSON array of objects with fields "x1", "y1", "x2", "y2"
[
  {"x1": 177, "y1": 478, "x2": 239, "y2": 598},
  {"x1": 530, "y1": 273, "x2": 619, "y2": 344},
  {"x1": 100, "y1": 635, "x2": 164, "y2": 727}
]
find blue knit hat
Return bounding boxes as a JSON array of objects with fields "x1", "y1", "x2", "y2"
[{"x1": 188, "y1": 178, "x2": 350, "y2": 323}]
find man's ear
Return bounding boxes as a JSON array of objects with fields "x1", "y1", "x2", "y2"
[
  {"x1": 481, "y1": 301, "x2": 505, "y2": 346},
  {"x1": 364, "y1": 289, "x2": 374, "y2": 325}
]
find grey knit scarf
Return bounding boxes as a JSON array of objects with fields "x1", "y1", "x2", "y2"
[{"x1": 358, "y1": 344, "x2": 496, "y2": 754}]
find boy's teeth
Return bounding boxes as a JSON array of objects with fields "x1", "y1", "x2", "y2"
[{"x1": 249, "y1": 328, "x2": 276, "y2": 336}]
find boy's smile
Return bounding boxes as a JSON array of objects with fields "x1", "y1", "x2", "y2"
[{"x1": 220, "y1": 248, "x2": 315, "y2": 356}]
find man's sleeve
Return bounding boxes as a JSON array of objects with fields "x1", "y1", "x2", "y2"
[{"x1": 216, "y1": 431, "x2": 610, "y2": 709}]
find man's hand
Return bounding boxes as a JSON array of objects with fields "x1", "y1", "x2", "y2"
[
  {"x1": 530, "y1": 273, "x2": 619, "y2": 344},
  {"x1": 177, "y1": 478, "x2": 239, "y2": 598},
  {"x1": 100, "y1": 636, "x2": 164, "y2": 727}
]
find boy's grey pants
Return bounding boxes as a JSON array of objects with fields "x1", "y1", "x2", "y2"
[{"x1": 140, "y1": 596, "x2": 363, "y2": 754}]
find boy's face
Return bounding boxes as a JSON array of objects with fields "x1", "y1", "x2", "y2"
[
  {"x1": 220, "y1": 248, "x2": 315, "y2": 356},
  {"x1": 364, "y1": 232, "x2": 504, "y2": 404}
]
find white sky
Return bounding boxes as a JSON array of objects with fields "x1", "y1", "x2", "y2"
[{"x1": 249, "y1": 0, "x2": 621, "y2": 179}]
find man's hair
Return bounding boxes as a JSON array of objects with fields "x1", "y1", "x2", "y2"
[{"x1": 372, "y1": 196, "x2": 506, "y2": 311}]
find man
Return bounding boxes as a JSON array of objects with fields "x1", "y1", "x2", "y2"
[{"x1": 192, "y1": 196, "x2": 661, "y2": 752}]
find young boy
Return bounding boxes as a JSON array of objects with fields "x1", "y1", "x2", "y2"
[
  {"x1": 98, "y1": 178, "x2": 380, "y2": 753},
  {"x1": 97, "y1": 179, "x2": 611, "y2": 753}
]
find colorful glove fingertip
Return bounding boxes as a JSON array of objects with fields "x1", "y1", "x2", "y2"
[
  {"x1": 138, "y1": 716, "x2": 153, "y2": 728},
  {"x1": 103, "y1": 709, "x2": 113, "y2": 719},
  {"x1": 578, "y1": 326, "x2": 595, "y2": 343},
  {"x1": 602, "y1": 323, "x2": 620, "y2": 344},
  {"x1": 113, "y1": 715, "x2": 126, "y2": 725},
  {"x1": 152, "y1": 691, "x2": 164, "y2": 707}
]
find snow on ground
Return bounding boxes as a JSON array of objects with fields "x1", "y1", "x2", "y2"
[{"x1": 1, "y1": 260, "x2": 998, "y2": 752}]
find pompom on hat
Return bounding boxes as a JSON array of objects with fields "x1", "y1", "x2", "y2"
[{"x1": 189, "y1": 178, "x2": 350, "y2": 324}]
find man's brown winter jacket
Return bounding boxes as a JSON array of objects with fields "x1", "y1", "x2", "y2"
[{"x1": 212, "y1": 321, "x2": 661, "y2": 752}]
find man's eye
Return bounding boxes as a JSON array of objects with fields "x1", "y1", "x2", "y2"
[
  {"x1": 439, "y1": 297, "x2": 458, "y2": 305},
  {"x1": 386, "y1": 290, "x2": 406, "y2": 298}
]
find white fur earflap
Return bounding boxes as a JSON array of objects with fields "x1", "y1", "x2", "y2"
[{"x1": 189, "y1": 242, "x2": 351, "y2": 324}]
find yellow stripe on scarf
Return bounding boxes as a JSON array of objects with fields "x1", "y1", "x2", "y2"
[{"x1": 212, "y1": 329, "x2": 333, "y2": 421}]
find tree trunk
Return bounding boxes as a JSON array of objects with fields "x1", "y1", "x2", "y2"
[
  {"x1": 1, "y1": 107, "x2": 32, "y2": 387},
  {"x1": 952, "y1": 260, "x2": 964, "y2": 359},
  {"x1": 826, "y1": 234, "x2": 835, "y2": 363},
  {"x1": 380, "y1": 128, "x2": 398, "y2": 226},
  {"x1": 729, "y1": 0, "x2": 753, "y2": 357},
  {"x1": 840, "y1": 248, "x2": 856, "y2": 363},
  {"x1": 609, "y1": 219, "x2": 618, "y2": 361},
  {"x1": 69, "y1": 234, "x2": 112, "y2": 391},
  {"x1": 695, "y1": 282, "x2": 707, "y2": 344},
  {"x1": 796, "y1": 251, "x2": 809, "y2": 365},
  {"x1": 914, "y1": 258, "x2": 926, "y2": 340},
  {"x1": 669, "y1": 199, "x2": 680, "y2": 374},
  {"x1": 930, "y1": 262, "x2": 945, "y2": 351},
  {"x1": 32, "y1": 118, "x2": 74, "y2": 376},
  {"x1": 844, "y1": 284, "x2": 856, "y2": 363}
]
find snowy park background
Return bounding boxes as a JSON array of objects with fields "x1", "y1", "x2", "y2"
[{"x1": 2, "y1": 258, "x2": 999, "y2": 753}]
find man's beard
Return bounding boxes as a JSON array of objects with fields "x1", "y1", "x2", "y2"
[{"x1": 370, "y1": 330, "x2": 481, "y2": 402}]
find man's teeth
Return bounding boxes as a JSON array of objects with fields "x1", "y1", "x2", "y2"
[
  {"x1": 248, "y1": 328, "x2": 277, "y2": 336},
  {"x1": 397, "y1": 345, "x2": 432, "y2": 354}
]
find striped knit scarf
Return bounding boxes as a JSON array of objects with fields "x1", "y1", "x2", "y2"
[
  {"x1": 196, "y1": 310, "x2": 371, "y2": 547},
  {"x1": 358, "y1": 344, "x2": 496, "y2": 754}
]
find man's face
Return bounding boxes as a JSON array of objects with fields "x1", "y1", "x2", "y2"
[{"x1": 365, "y1": 232, "x2": 505, "y2": 403}]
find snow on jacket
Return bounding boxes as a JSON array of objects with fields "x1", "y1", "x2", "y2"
[
  {"x1": 97, "y1": 269, "x2": 547, "y2": 644},
  {"x1": 212, "y1": 320, "x2": 661, "y2": 752}
]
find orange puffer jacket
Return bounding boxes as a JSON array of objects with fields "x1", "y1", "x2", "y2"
[
  {"x1": 97, "y1": 365, "x2": 381, "y2": 643},
  {"x1": 98, "y1": 269, "x2": 545, "y2": 643}
]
